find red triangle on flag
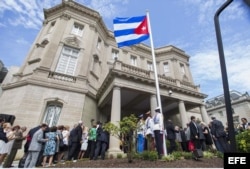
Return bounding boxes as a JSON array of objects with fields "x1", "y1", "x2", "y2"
[{"x1": 134, "y1": 16, "x2": 149, "y2": 35}]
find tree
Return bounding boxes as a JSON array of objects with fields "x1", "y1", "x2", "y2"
[{"x1": 103, "y1": 114, "x2": 138, "y2": 163}]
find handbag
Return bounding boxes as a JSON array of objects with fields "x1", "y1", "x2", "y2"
[
  {"x1": 188, "y1": 140, "x2": 195, "y2": 151},
  {"x1": 59, "y1": 138, "x2": 64, "y2": 148},
  {"x1": 81, "y1": 139, "x2": 88, "y2": 151},
  {"x1": 193, "y1": 148, "x2": 203, "y2": 158}
]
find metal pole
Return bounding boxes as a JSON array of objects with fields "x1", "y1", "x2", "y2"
[
  {"x1": 146, "y1": 11, "x2": 167, "y2": 156},
  {"x1": 214, "y1": 0, "x2": 237, "y2": 152}
]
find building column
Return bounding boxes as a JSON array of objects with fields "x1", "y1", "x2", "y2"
[
  {"x1": 178, "y1": 100, "x2": 189, "y2": 128},
  {"x1": 150, "y1": 94, "x2": 157, "y2": 116},
  {"x1": 107, "y1": 86, "x2": 122, "y2": 155},
  {"x1": 200, "y1": 104, "x2": 210, "y2": 125}
]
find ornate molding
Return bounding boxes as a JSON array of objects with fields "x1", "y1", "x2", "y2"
[
  {"x1": 63, "y1": 36, "x2": 80, "y2": 48},
  {"x1": 60, "y1": 13, "x2": 71, "y2": 20}
]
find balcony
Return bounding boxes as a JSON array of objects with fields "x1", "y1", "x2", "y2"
[
  {"x1": 113, "y1": 60, "x2": 199, "y2": 92},
  {"x1": 48, "y1": 71, "x2": 76, "y2": 83}
]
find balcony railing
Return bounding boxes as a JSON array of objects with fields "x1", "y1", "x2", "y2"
[
  {"x1": 115, "y1": 61, "x2": 199, "y2": 92},
  {"x1": 121, "y1": 63, "x2": 150, "y2": 78},
  {"x1": 48, "y1": 71, "x2": 76, "y2": 83}
]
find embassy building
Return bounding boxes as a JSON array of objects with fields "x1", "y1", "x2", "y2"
[{"x1": 0, "y1": 0, "x2": 209, "y2": 154}]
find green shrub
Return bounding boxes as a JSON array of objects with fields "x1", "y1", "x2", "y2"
[
  {"x1": 203, "y1": 151, "x2": 214, "y2": 159},
  {"x1": 181, "y1": 151, "x2": 193, "y2": 159},
  {"x1": 132, "y1": 152, "x2": 142, "y2": 159},
  {"x1": 214, "y1": 151, "x2": 224, "y2": 159},
  {"x1": 236, "y1": 129, "x2": 250, "y2": 153},
  {"x1": 163, "y1": 154, "x2": 175, "y2": 162},
  {"x1": 171, "y1": 151, "x2": 183, "y2": 160},
  {"x1": 141, "y1": 151, "x2": 158, "y2": 161}
]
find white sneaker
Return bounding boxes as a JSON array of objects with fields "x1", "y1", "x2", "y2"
[{"x1": 73, "y1": 160, "x2": 77, "y2": 163}]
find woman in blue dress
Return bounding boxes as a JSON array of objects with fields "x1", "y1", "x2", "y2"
[{"x1": 42, "y1": 126, "x2": 58, "y2": 167}]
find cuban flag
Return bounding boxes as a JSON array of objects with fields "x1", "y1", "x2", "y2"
[{"x1": 113, "y1": 15, "x2": 149, "y2": 48}]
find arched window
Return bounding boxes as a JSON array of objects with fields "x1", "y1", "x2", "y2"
[{"x1": 43, "y1": 102, "x2": 62, "y2": 127}]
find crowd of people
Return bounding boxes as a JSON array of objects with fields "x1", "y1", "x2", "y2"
[
  {"x1": 133, "y1": 109, "x2": 250, "y2": 160},
  {"x1": 1, "y1": 112, "x2": 250, "y2": 167},
  {"x1": 0, "y1": 118, "x2": 109, "y2": 168}
]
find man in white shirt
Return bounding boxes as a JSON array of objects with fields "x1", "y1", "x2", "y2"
[
  {"x1": 153, "y1": 107, "x2": 163, "y2": 159},
  {"x1": 144, "y1": 111, "x2": 154, "y2": 151}
]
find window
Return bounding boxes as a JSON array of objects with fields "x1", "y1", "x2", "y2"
[
  {"x1": 131, "y1": 56, "x2": 137, "y2": 66},
  {"x1": 180, "y1": 63, "x2": 185, "y2": 74},
  {"x1": 112, "y1": 50, "x2": 119, "y2": 60},
  {"x1": 97, "y1": 38, "x2": 101, "y2": 50},
  {"x1": 71, "y1": 23, "x2": 84, "y2": 36},
  {"x1": 56, "y1": 46, "x2": 79, "y2": 76},
  {"x1": 48, "y1": 21, "x2": 56, "y2": 34},
  {"x1": 164, "y1": 62, "x2": 169, "y2": 73},
  {"x1": 147, "y1": 61, "x2": 153, "y2": 71},
  {"x1": 43, "y1": 103, "x2": 62, "y2": 127}
]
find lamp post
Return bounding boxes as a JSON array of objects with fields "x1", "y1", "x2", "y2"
[{"x1": 214, "y1": 0, "x2": 237, "y2": 152}]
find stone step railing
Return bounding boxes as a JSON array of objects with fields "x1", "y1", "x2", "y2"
[{"x1": 48, "y1": 71, "x2": 76, "y2": 83}]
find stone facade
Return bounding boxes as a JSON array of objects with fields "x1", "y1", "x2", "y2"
[
  {"x1": 0, "y1": 0, "x2": 209, "y2": 155},
  {"x1": 205, "y1": 90, "x2": 250, "y2": 128}
]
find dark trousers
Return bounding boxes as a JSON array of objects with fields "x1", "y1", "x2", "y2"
[
  {"x1": 67, "y1": 142, "x2": 81, "y2": 161},
  {"x1": 217, "y1": 137, "x2": 230, "y2": 153},
  {"x1": 3, "y1": 148, "x2": 18, "y2": 168},
  {"x1": 168, "y1": 139, "x2": 176, "y2": 154},
  {"x1": 181, "y1": 142, "x2": 188, "y2": 152},
  {"x1": 154, "y1": 130, "x2": 163, "y2": 158},
  {"x1": 94, "y1": 141, "x2": 107, "y2": 160},
  {"x1": 88, "y1": 140, "x2": 96, "y2": 160},
  {"x1": 192, "y1": 138, "x2": 201, "y2": 149}
]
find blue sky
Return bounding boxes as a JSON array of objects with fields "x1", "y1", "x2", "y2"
[{"x1": 0, "y1": 0, "x2": 250, "y2": 99}]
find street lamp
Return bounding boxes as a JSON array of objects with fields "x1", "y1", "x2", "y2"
[{"x1": 214, "y1": 0, "x2": 237, "y2": 152}]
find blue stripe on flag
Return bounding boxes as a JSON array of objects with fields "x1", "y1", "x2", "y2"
[
  {"x1": 117, "y1": 34, "x2": 149, "y2": 48},
  {"x1": 114, "y1": 29, "x2": 135, "y2": 37},
  {"x1": 113, "y1": 16, "x2": 146, "y2": 24}
]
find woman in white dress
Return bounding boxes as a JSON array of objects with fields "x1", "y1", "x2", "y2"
[{"x1": 0, "y1": 123, "x2": 15, "y2": 166}]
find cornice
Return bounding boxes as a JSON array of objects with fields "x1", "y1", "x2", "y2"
[
  {"x1": 1, "y1": 78, "x2": 88, "y2": 95},
  {"x1": 96, "y1": 68, "x2": 207, "y2": 100},
  {"x1": 43, "y1": 0, "x2": 110, "y2": 39}
]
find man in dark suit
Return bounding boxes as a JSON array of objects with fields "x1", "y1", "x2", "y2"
[
  {"x1": 166, "y1": 120, "x2": 176, "y2": 154},
  {"x1": 93, "y1": 122, "x2": 109, "y2": 160},
  {"x1": 67, "y1": 121, "x2": 83, "y2": 162},
  {"x1": 189, "y1": 116, "x2": 202, "y2": 160},
  {"x1": 210, "y1": 117, "x2": 230, "y2": 153}
]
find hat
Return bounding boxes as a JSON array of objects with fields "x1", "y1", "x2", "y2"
[
  {"x1": 155, "y1": 106, "x2": 160, "y2": 110},
  {"x1": 79, "y1": 120, "x2": 83, "y2": 124},
  {"x1": 138, "y1": 114, "x2": 143, "y2": 118},
  {"x1": 155, "y1": 106, "x2": 161, "y2": 112},
  {"x1": 211, "y1": 116, "x2": 216, "y2": 120}
]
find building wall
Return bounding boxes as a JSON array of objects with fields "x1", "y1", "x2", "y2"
[
  {"x1": 0, "y1": 84, "x2": 86, "y2": 130},
  {"x1": 206, "y1": 91, "x2": 250, "y2": 127}
]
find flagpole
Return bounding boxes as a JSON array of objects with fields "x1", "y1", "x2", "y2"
[{"x1": 146, "y1": 11, "x2": 167, "y2": 156}]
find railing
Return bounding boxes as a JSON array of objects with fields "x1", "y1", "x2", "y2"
[
  {"x1": 116, "y1": 62, "x2": 198, "y2": 92},
  {"x1": 121, "y1": 63, "x2": 150, "y2": 78},
  {"x1": 48, "y1": 71, "x2": 76, "y2": 83},
  {"x1": 158, "y1": 75, "x2": 176, "y2": 85}
]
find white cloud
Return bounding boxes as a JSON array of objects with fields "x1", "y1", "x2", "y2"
[
  {"x1": 191, "y1": 36, "x2": 250, "y2": 97},
  {"x1": 16, "y1": 38, "x2": 29, "y2": 45},
  {"x1": 0, "y1": 0, "x2": 127, "y2": 29}
]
